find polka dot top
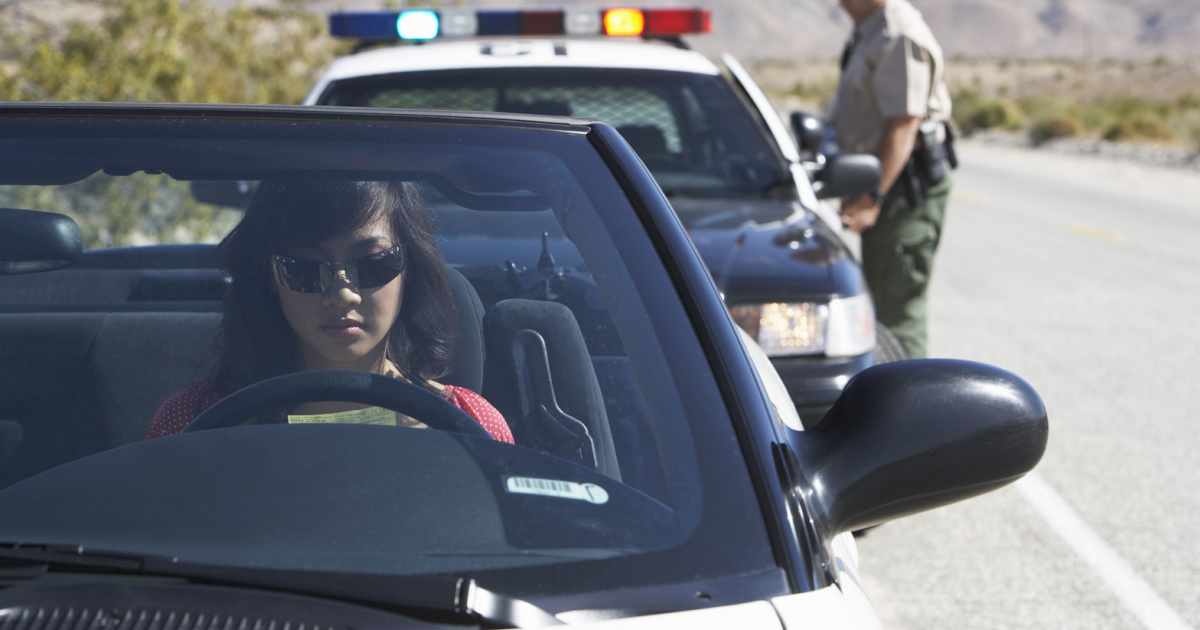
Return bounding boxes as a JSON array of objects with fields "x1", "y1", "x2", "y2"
[
  {"x1": 146, "y1": 378, "x2": 514, "y2": 444},
  {"x1": 442, "y1": 385, "x2": 513, "y2": 443}
]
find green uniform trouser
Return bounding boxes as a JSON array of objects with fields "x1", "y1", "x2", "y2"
[{"x1": 860, "y1": 172, "x2": 952, "y2": 360}]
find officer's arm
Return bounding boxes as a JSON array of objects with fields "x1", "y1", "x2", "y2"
[
  {"x1": 877, "y1": 114, "x2": 922, "y2": 193},
  {"x1": 839, "y1": 114, "x2": 921, "y2": 233}
]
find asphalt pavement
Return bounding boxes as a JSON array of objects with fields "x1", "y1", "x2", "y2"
[{"x1": 853, "y1": 141, "x2": 1200, "y2": 630}]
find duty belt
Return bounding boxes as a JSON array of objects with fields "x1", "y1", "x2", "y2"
[{"x1": 886, "y1": 120, "x2": 957, "y2": 216}]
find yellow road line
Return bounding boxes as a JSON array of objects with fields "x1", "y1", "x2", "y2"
[
  {"x1": 1067, "y1": 222, "x2": 1125, "y2": 243},
  {"x1": 952, "y1": 190, "x2": 988, "y2": 206}
]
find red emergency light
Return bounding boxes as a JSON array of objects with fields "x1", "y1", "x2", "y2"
[
  {"x1": 645, "y1": 8, "x2": 712, "y2": 35},
  {"x1": 522, "y1": 10, "x2": 563, "y2": 36}
]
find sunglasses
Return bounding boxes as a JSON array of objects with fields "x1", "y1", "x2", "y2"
[{"x1": 271, "y1": 244, "x2": 407, "y2": 293}]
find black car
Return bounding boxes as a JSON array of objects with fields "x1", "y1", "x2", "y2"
[
  {"x1": 304, "y1": 8, "x2": 889, "y2": 426},
  {"x1": 0, "y1": 102, "x2": 1046, "y2": 628}
]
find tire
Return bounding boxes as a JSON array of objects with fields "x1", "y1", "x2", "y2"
[{"x1": 874, "y1": 322, "x2": 908, "y2": 364}]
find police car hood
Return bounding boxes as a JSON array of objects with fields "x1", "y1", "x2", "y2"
[{"x1": 673, "y1": 197, "x2": 835, "y2": 301}]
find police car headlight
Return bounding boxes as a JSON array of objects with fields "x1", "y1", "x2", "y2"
[{"x1": 730, "y1": 295, "x2": 875, "y2": 358}]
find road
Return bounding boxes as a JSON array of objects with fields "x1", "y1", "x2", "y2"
[{"x1": 853, "y1": 142, "x2": 1200, "y2": 630}]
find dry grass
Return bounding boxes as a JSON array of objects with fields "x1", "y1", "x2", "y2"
[{"x1": 748, "y1": 57, "x2": 1200, "y2": 148}]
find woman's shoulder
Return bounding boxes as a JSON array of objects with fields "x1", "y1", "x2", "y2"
[
  {"x1": 443, "y1": 385, "x2": 514, "y2": 444},
  {"x1": 146, "y1": 379, "x2": 222, "y2": 439}
]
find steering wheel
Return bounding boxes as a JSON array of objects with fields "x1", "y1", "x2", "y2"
[{"x1": 183, "y1": 370, "x2": 493, "y2": 439}]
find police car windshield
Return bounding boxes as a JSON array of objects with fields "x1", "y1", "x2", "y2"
[{"x1": 319, "y1": 68, "x2": 790, "y2": 200}]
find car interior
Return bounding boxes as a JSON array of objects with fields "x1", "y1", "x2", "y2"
[{"x1": 0, "y1": 187, "x2": 649, "y2": 495}]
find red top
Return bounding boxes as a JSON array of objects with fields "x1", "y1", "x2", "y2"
[{"x1": 147, "y1": 378, "x2": 514, "y2": 443}]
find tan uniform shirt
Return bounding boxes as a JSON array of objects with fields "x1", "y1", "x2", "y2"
[{"x1": 830, "y1": 0, "x2": 952, "y2": 154}]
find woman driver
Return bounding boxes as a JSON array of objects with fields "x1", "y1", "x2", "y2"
[{"x1": 147, "y1": 180, "x2": 513, "y2": 442}]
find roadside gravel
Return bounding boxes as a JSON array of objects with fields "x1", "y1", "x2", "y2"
[{"x1": 962, "y1": 131, "x2": 1200, "y2": 200}]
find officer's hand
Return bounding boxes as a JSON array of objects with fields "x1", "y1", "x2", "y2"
[{"x1": 839, "y1": 194, "x2": 880, "y2": 233}]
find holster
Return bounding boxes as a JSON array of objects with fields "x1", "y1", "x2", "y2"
[
  {"x1": 943, "y1": 122, "x2": 959, "y2": 169},
  {"x1": 886, "y1": 120, "x2": 955, "y2": 220},
  {"x1": 914, "y1": 119, "x2": 948, "y2": 186},
  {"x1": 883, "y1": 158, "x2": 924, "y2": 220}
]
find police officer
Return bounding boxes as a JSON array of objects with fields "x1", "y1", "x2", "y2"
[{"x1": 830, "y1": 0, "x2": 954, "y2": 359}]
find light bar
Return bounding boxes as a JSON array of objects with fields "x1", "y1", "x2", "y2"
[{"x1": 329, "y1": 7, "x2": 712, "y2": 42}]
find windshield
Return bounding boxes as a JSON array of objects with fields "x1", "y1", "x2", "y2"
[
  {"x1": 0, "y1": 111, "x2": 774, "y2": 600},
  {"x1": 319, "y1": 68, "x2": 791, "y2": 201}
]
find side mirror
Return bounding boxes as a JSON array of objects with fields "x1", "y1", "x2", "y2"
[
  {"x1": 813, "y1": 153, "x2": 881, "y2": 200},
  {"x1": 789, "y1": 111, "x2": 825, "y2": 157},
  {"x1": 0, "y1": 207, "x2": 82, "y2": 275},
  {"x1": 793, "y1": 359, "x2": 1048, "y2": 537}
]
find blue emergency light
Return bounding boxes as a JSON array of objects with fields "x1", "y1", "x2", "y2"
[
  {"x1": 396, "y1": 10, "x2": 439, "y2": 40},
  {"x1": 329, "y1": 7, "x2": 711, "y2": 42}
]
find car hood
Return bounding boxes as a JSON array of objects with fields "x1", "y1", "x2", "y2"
[{"x1": 674, "y1": 197, "x2": 835, "y2": 303}]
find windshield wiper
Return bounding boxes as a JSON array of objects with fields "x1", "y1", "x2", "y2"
[
  {"x1": 0, "y1": 543, "x2": 561, "y2": 628},
  {"x1": 0, "y1": 558, "x2": 48, "y2": 580},
  {"x1": 457, "y1": 578, "x2": 562, "y2": 627},
  {"x1": 0, "y1": 542, "x2": 180, "y2": 576}
]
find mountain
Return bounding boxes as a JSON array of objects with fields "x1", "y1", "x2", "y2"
[
  {"x1": 687, "y1": 0, "x2": 1200, "y2": 61},
  {"x1": 279, "y1": 0, "x2": 1200, "y2": 61}
]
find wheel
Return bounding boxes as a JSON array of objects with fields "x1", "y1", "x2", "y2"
[
  {"x1": 183, "y1": 370, "x2": 493, "y2": 439},
  {"x1": 874, "y1": 322, "x2": 908, "y2": 364}
]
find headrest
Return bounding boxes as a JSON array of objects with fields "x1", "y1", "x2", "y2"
[{"x1": 441, "y1": 267, "x2": 485, "y2": 392}]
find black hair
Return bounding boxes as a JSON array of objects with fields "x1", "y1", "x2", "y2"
[{"x1": 208, "y1": 180, "x2": 456, "y2": 405}]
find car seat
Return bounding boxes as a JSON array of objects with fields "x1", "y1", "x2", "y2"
[
  {"x1": 0, "y1": 266, "x2": 489, "y2": 488},
  {"x1": 482, "y1": 299, "x2": 620, "y2": 480},
  {"x1": 0, "y1": 311, "x2": 221, "y2": 488},
  {"x1": 440, "y1": 267, "x2": 486, "y2": 393}
]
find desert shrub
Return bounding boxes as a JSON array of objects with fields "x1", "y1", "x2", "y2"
[
  {"x1": 1103, "y1": 111, "x2": 1174, "y2": 142},
  {"x1": 1029, "y1": 114, "x2": 1082, "y2": 143},
  {"x1": 1017, "y1": 96, "x2": 1072, "y2": 123},
  {"x1": 1190, "y1": 123, "x2": 1200, "y2": 151},
  {"x1": 787, "y1": 77, "x2": 839, "y2": 109},
  {"x1": 0, "y1": 174, "x2": 241, "y2": 249},
  {"x1": 969, "y1": 99, "x2": 1023, "y2": 133},
  {"x1": 0, "y1": 0, "x2": 350, "y2": 104},
  {"x1": 952, "y1": 90, "x2": 1024, "y2": 134}
]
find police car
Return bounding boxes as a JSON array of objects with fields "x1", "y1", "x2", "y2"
[{"x1": 303, "y1": 7, "x2": 891, "y2": 426}]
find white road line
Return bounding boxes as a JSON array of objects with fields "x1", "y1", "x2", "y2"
[{"x1": 1016, "y1": 472, "x2": 1195, "y2": 630}]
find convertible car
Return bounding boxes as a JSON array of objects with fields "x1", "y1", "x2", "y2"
[{"x1": 0, "y1": 103, "x2": 1047, "y2": 628}]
